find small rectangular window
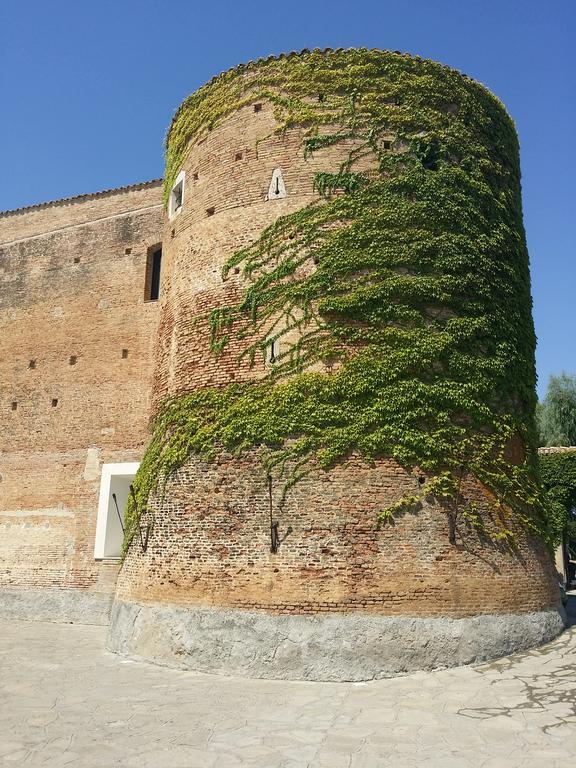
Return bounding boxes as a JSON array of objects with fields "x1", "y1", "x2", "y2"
[{"x1": 145, "y1": 246, "x2": 162, "y2": 301}]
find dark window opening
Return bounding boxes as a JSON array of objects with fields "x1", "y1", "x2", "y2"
[
  {"x1": 206, "y1": 207, "x2": 215, "y2": 217},
  {"x1": 121, "y1": 349, "x2": 129, "y2": 359},
  {"x1": 235, "y1": 152, "x2": 243, "y2": 161},
  {"x1": 29, "y1": 360, "x2": 36, "y2": 369},
  {"x1": 420, "y1": 140, "x2": 440, "y2": 171},
  {"x1": 145, "y1": 246, "x2": 162, "y2": 302},
  {"x1": 254, "y1": 103, "x2": 262, "y2": 113},
  {"x1": 383, "y1": 140, "x2": 392, "y2": 150},
  {"x1": 125, "y1": 247, "x2": 132, "y2": 255},
  {"x1": 193, "y1": 172, "x2": 199, "y2": 180},
  {"x1": 73, "y1": 256, "x2": 81, "y2": 264},
  {"x1": 51, "y1": 398, "x2": 58, "y2": 408},
  {"x1": 11, "y1": 402, "x2": 17, "y2": 411},
  {"x1": 69, "y1": 355, "x2": 77, "y2": 365}
]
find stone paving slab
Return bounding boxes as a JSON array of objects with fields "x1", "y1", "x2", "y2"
[{"x1": 0, "y1": 619, "x2": 575, "y2": 767}]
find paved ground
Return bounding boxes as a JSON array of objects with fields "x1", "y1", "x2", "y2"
[{"x1": 1, "y1": 617, "x2": 575, "y2": 767}]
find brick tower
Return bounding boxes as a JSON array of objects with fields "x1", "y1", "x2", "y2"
[{"x1": 108, "y1": 49, "x2": 564, "y2": 680}]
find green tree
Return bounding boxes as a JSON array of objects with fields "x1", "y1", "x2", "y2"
[{"x1": 538, "y1": 373, "x2": 576, "y2": 446}]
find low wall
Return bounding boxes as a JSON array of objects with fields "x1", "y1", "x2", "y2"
[
  {"x1": 107, "y1": 599, "x2": 566, "y2": 681},
  {"x1": 0, "y1": 588, "x2": 113, "y2": 626}
]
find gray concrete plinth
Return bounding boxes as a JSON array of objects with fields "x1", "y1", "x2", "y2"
[
  {"x1": 107, "y1": 599, "x2": 566, "y2": 681},
  {"x1": 0, "y1": 588, "x2": 113, "y2": 626}
]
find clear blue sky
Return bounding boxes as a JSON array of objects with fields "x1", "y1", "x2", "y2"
[{"x1": 1, "y1": 0, "x2": 573, "y2": 398}]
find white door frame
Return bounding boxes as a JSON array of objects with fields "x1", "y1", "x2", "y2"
[{"x1": 94, "y1": 462, "x2": 140, "y2": 559}]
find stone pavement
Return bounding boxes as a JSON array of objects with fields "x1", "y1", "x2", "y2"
[{"x1": 0, "y1": 618, "x2": 575, "y2": 767}]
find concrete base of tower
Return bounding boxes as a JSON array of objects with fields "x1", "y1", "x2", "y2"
[{"x1": 106, "y1": 600, "x2": 566, "y2": 681}]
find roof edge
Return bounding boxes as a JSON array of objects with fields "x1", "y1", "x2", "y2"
[{"x1": 0, "y1": 179, "x2": 163, "y2": 218}]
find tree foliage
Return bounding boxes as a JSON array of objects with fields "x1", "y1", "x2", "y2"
[
  {"x1": 539, "y1": 450, "x2": 576, "y2": 547},
  {"x1": 537, "y1": 373, "x2": 576, "y2": 447}
]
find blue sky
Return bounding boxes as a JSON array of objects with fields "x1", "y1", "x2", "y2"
[{"x1": 1, "y1": 0, "x2": 573, "y2": 397}]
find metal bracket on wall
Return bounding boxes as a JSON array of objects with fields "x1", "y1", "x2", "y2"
[
  {"x1": 267, "y1": 475, "x2": 292, "y2": 553},
  {"x1": 267, "y1": 475, "x2": 277, "y2": 552},
  {"x1": 129, "y1": 485, "x2": 153, "y2": 552}
]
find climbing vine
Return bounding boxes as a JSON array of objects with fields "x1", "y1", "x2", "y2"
[
  {"x1": 539, "y1": 451, "x2": 576, "y2": 548},
  {"x1": 124, "y1": 48, "x2": 552, "y2": 552}
]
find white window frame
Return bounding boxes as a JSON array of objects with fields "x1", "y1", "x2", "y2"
[
  {"x1": 266, "y1": 338, "x2": 280, "y2": 366},
  {"x1": 266, "y1": 168, "x2": 286, "y2": 200},
  {"x1": 168, "y1": 170, "x2": 186, "y2": 220},
  {"x1": 94, "y1": 462, "x2": 140, "y2": 559}
]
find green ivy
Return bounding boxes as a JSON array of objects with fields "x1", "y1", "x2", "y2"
[
  {"x1": 539, "y1": 451, "x2": 576, "y2": 547},
  {"x1": 124, "y1": 49, "x2": 552, "y2": 553}
]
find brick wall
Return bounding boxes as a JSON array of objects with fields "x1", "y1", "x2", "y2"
[
  {"x1": 0, "y1": 182, "x2": 163, "y2": 595},
  {"x1": 115, "y1": 100, "x2": 560, "y2": 619},
  {"x1": 116, "y1": 450, "x2": 559, "y2": 617},
  {"x1": 152, "y1": 102, "x2": 377, "y2": 404}
]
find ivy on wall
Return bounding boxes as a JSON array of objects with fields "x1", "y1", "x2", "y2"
[
  {"x1": 124, "y1": 48, "x2": 551, "y2": 552},
  {"x1": 539, "y1": 451, "x2": 576, "y2": 548}
]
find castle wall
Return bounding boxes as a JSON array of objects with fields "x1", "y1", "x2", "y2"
[
  {"x1": 110, "y1": 52, "x2": 563, "y2": 680},
  {"x1": 0, "y1": 50, "x2": 564, "y2": 677},
  {"x1": 0, "y1": 181, "x2": 163, "y2": 622},
  {"x1": 116, "y1": 451, "x2": 559, "y2": 617}
]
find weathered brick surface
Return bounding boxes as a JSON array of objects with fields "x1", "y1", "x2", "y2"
[
  {"x1": 116, "y1": 104, "x2": 560, "y2": 619},
  {"x1": 0, "y1": 181, "x2": 162, "y2": 244},
  {"x1": 116, "y1": 450, "x2": 559, "y2": 618},
  {"x1": 0, "y1": 95, "x2": 560, "y2": 621},
  {"x1": 0, "y1": 182, "x2": 163, "y2": 595},
  {"x1": 153, "y1": 102, "x2": 377, "y2": 404}
]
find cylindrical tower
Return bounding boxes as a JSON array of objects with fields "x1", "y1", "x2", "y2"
[{"x1": 108, "y1": 49, "x2": 564, "y2": 681}]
